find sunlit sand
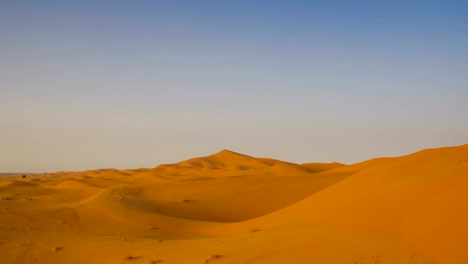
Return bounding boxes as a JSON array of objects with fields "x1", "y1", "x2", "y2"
[{"x1": 1, "y1": 145, "x2": 467, "y2": 263}]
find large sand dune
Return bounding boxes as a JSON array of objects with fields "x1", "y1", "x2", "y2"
[{"x1": 1, "y1": 145, "x2": 467, "y2": 263}]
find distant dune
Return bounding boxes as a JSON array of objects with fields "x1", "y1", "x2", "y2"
[
  {"x1": 300, "y1": 162, "x2": 345, "y2": 173},
  {"x1": 0, "y1": 173, "x2": 37, "y2": 176},
  {"x1": 1, "y1": 145, "x2": 467, "y2": 263}
]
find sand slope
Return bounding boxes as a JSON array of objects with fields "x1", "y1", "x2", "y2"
[{"x1": 0, "y1": 145, "x2": 467, "y2": 263}]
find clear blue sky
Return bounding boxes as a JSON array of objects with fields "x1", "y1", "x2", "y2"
[{"x1": 1, "y1": 1, "x2": 467, "y2": 172}]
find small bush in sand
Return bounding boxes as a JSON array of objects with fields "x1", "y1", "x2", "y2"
[
  {"x1": 124, "y1": 255, "x2": 141, "y2": 261},
  {"x1": 205, "y1": 254, "x2": 223, "y2": 263}
]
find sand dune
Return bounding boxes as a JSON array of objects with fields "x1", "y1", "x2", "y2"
[
  {"x1": 300, "y1": 162, "x2": 344, "y2": 173},
  {"x1": 1, "y1": 145, "x2": 467, "y2": 263}
]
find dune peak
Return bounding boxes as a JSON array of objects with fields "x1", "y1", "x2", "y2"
[
  {"x1": 213, "y1": 149, "x2": 246, "y2": 156},
  {"x1": 208, "y1": 149, "x2": 254, "y2": 159}
]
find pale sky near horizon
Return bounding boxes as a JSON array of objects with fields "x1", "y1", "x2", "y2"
[{"x1": 1, "y1": 1, "x2": 468, "y2": 172}]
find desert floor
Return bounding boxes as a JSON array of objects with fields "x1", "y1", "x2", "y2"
[{"x1": 1, "y1": 145, "x2": 468, "y2": 264}]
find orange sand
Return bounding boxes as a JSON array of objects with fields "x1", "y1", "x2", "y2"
[{"x1": 1, "y1": 146, "x2": 467, "y2": 263}]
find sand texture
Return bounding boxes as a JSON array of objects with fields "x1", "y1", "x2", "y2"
[{"x1": 1, "y1": 146, "x2": 468, "y2": 263}]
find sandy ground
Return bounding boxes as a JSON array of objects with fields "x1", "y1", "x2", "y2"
[{"x1": 1, "y1": 146, "x2": 467, "y2": 264}]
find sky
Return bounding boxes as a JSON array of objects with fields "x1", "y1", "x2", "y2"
[{"x1": 1, "y1": 0, "x2": 468, "y2": 172}]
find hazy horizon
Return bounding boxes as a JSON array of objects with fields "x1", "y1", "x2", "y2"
[
  {"x1": 1, "y1": 144, "x2": 468, "y2": 174},
  {"x1": 1, "y1": 1, "x2": 468, "y2": 172}
]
